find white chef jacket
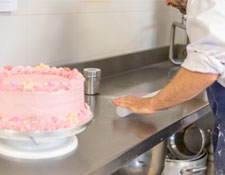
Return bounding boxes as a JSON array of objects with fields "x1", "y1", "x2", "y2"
[{"x1": 182, "y1": 0, "x2": 225, "y2": 87}]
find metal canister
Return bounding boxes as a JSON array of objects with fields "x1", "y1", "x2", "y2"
[
  {"x1": 83, "y1": 68, "x2": 101, "y2": 95},
  {"x1": 164, "y1": 152, "x2": 207, "y2": 175}
]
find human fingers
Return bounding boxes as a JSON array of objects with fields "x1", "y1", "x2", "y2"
[
  {"x1": 113, "y1": 96, "x2": 136, "y2": 103},
  {"x1": 113, "y1": 97, "x2": 130, "y2": 105}
]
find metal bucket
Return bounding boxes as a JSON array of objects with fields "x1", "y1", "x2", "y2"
[
  {"x1": 111, "y1": 151, "x2": 151, "y2": 175},
  {"x1": 163, "y1": 152, "x2": 207, "y2": 175},
  {"x1": 112, "y1": 141, "x2": 167, "y2": 175}
]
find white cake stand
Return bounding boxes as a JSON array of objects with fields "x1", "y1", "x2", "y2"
[{"x1": 0, "y1": 115, "x2": 93, "y2": 159}]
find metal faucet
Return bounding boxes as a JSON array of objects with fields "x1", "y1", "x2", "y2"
[{"x1": 169, "y1": 15, "x2": 189, "y2": 65}]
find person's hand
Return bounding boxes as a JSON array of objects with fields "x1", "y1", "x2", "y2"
[{"x1": 113, "y1": 96, "x2": 157, "y2": 115}]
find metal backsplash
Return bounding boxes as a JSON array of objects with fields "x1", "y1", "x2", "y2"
[{"x1": 61, "y1": 46, "x2": 171, "y2": 78}]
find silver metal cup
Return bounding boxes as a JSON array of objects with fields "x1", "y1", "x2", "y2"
[{"x1": 83, "y1": 68, "x2": 101, "y2": 95}]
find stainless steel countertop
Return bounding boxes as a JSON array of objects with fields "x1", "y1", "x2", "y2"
[{"x1": 0, "y1": 61, "x2": 211, "y2": 175}]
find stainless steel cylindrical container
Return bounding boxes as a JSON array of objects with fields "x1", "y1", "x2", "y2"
[
  {"x1": 112, "y1": 151, "x2": 151, "y2": 175},
  {"x1": 164, "y1": 152, "x2": 207, "y2": 175},
  {"x1": 83, "y1": 68, "x2": 101, "y2": 95}
]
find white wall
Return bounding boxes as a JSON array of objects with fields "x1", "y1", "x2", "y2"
[{"x1": 0, "y1": 0, "x2": 183, "y2": 67}]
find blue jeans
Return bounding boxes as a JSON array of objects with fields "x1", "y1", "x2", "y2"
[{"x1": 207, "y1": 81, "x2": 225, "y2": 175}]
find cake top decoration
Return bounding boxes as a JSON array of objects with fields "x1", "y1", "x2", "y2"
[
  {"x1": 0, "y1": 64, "x2": 84, "y2": 93},
  {"x1": 36, "y1": 63, "x2": 50, "y2": 69}
]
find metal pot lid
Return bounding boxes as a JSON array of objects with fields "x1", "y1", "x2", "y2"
[
  {"x1": 83, "y1": 68, "x2": 101, "y2": 77},
  {"x1": 165, "y1": 151, "x2": 207, "y2": 163}
]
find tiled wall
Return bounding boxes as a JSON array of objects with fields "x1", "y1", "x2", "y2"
[{"x1": 0, "y1": 0, "x2": 183, "y2": 67}]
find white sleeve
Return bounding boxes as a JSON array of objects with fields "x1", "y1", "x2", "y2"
[{"x1": 182, "y1": 0, "x2": 225, "y2": 76}]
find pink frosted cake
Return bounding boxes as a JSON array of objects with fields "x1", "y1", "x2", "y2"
[{"x1": 0, "y1": 64, "x2": 92, "y2": 131}]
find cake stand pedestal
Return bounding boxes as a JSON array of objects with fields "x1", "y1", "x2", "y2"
[
  {"x1": 0, "y1": 136, "x2": 78, "y2": 159},
  {"x1": 0, "y1": 115, "x2": 93, "y2": 159}
]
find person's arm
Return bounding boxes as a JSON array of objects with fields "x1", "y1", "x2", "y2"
[{"x1": 112, "y1": 67, "x2": 218, "y2": 115}]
